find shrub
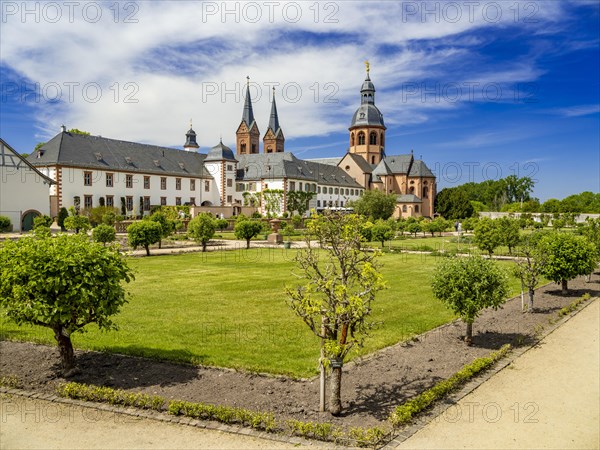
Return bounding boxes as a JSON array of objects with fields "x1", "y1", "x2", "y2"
[
  {"x1": 64, "y1": 215, "x2": 91, "y2": 234},
  {"x1": 127, "y1": 221, "x2": 162, "y2": 256},
  {"x1": 0, "y1": 215, "x2": 12, "y2": 231},
  {"x1": 33, "y1": 215, "x2": 52, "y2": 230},
  {"x1": 92, "y1": 224, "x2": 116, "y2": 246},
  {"x1": 57, "y1": 207, "x2": 69, "y2": 231},
  {"x1": 57, "y1": 382, "x2": 164, "y2": 411}
]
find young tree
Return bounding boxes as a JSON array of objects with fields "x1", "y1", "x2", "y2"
[
  {"x1": 371, "y1": 219, "x2": 394, "y2": 247},
  {"x1": 538, "y1": 232, "x2": 597, "y2": 294},
  {"x1": 0, "y1": 234, "x2": 132, "y2": 373},
  {"x1": 92, "y1": 224, "x2": 116, "y2": 246},
  {"x1": 64, "y1": 214, "x2": 91, "y2": 234},
  {"x1": 496, "y1": 217, "x2": 521, "y2": 255},
  {"x1": 149, "y1": 211, "x2": 177, "y2": 249},
  {"x1": 512, "y1": 235, "x2": 548, "y2": 312},
  {"x1": 474, "y1": 217, "x2": 502, "y2": 257},
  {"x1": 234, "y1": 218, "x2": 263, "y2": 249},
  {"x1": 127, "y1": 221, "x2": 162, "y2": 256},
  {"x1": 350, "y1": 190, "x2": 397, "y2": 220},
  {"x1": 33, "y1": 215, "x2": 53, "y2": 231},
  {"x1": 406, "y1": 221, "x2": 421, "y2": 238},
  {"x1": 432, "y1": 256, "x2": 509, "y2": 345},
  {"x1": 188, "y1": 213, "x2": 217, "y2": 252},
  {"x1": 215, "y1": 218, "x2": 229, "y2": 232},
  {"x1": 286, "y1": 213, "x2": 385, "y2": 415}
]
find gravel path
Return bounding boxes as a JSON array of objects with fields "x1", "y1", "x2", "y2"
[{"x1": 394, "y1": 298, "x2": 600, "y2": 449}]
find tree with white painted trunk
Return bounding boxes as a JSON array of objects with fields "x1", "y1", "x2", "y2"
[{"x1": 285, "y1": 213, "x2": 385, "y2": 416}]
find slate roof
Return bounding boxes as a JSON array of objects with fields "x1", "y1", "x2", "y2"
[
  {"x1": 305, "y1": 157, "x2": 342, "y2": 167},
  {"x1": 0, "y1": 138, "x2": 55, "y2": 184},
  {"x1": 372, "y1": 159, "x2": 392, "y2": 176},
  {"x1": 397, "y1": 194, "x2": 422, "y2": 203},
  {"x1": 27, "y1": 132, "x2": 211, "y2": 178},
  {"x1": 382, "y1": 155, "x2": 413, "y2": 174},
  {"x1": 344, "y1": 153, "x2": 374, "y2": 173},
  {"x1": 237, "y1": 153, "x2": 362, "y2": 188},
  {"x1": 350, "y1": 104, "x2": 386, "y2": 128},
  {"x1": 409, "y1": 160, "x2": 435, "y2": 177},
  {"x1": 205, "y1": 141, "x2": 236, "y2": 161}
]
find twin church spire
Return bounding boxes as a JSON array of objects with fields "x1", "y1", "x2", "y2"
[{"x1": 236, "y1": 78, "x2": 284, "y2": 155}]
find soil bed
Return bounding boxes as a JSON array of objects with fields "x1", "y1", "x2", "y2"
[{"x1": 1, "y1": 274, "x2": 597, "y2": 431}]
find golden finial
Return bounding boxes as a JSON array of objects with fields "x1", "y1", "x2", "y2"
[
  {"x1": 365, "y1": 60, "x2": 370, "y2": 74},
  {"x1": 189, "y1": 118, "x2": 192, "y2": 129},
  {"x1": 246, "y1": 76, "x2": 250, "y2": 86}
]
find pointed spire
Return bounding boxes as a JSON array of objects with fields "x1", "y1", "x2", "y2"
[
  {"x1": 184, "y1": 119, "x2": 199, "y2": 151},
  {"x1": 360, "y1": 62, "x2": 375, "y2": 105},
  {"x1": 242, "y1": 76, "x2": 255, "y2": 126},
  {"x1": 268, "y1": 87, "x2": 280, "y2": 133}
]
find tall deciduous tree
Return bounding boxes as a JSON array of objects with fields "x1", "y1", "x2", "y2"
[
  {"x1": 435, "y1": 188, "x2": 474, "y2": 219},
  {"x1": 538, "y1": 232, "x2": 597, "y2": 294},
  {"x1": 0, "y1": 234, "x2": 132, "y2": 373},
  {"x1": 496, "y1": 217, "x2": 521, "y2": 255},
  {"x1": 188, "y1": 213, "x2": 217, "y2": 252},
  {"x1": 286, "y1": 213, "x2": 385, "y2": 415},
  {"x1": 350, "y1": 190, "x2": 397, "y2": 220},
  {"x1": 432, "y1": 256, "x2": 509, "y2": 345}
]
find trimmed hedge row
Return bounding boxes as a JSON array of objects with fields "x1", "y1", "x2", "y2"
[
  {"x1": 389, "y1": 344, "x2": 512, "y2": 426},
  {"x1": 57, "y1": 382, "x2": 164, "y2": 410}
]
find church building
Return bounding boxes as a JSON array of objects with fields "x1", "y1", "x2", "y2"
[{"x1": 26, "y1": 66, "x2": 435, "y2": 219}]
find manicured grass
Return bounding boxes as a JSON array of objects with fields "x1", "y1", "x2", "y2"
[{"x1": 0, "y1": 249, "x2": 525, "y2": 377}]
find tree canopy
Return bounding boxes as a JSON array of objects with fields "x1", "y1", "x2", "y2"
[{"x1": 350, "y1": 190, "x2": 397, "y2": 220}]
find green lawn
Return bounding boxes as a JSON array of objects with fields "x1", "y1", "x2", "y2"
[{"x1": 0, "y1": 249, "x2": 524, "y2": 377}]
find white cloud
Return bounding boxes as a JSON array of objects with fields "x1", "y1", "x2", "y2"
[{"x1": 554, "y1": 105, "x2": 600, "y2": 118}]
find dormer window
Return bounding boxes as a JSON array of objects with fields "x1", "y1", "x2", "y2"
[
  {"x1": 94, "y1": 152, "x2": 103, "y2": 161},
  {"x1": 153, "y1": 160, "x2": 161, "y2": 167},
  {"x1": 125, "y1": 157, "x2": 133, "y2": 165},
  {"x1": 178, "y1": 162, "x2": 185, "y2": 170}
]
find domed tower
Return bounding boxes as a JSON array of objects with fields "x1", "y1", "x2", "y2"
[
  {"x1": 236, "y1": 77, "x2": 260, "y2": 155},
  {"x1": 263, "y1": 87, "x2": 285, "y2": 153},
  {"x1": 183, "y1": 120, "x2": 200, "y2": 152},
  {"x1": 349, "y1": 62, "x2": 386, "y2": 165}
]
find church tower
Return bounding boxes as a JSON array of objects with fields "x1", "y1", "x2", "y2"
[
  {"x1": 183, "y1": 120, "x2": 199, "y2": 152},
  {"x1": 236, "y1": 77, "x2": 260, "y2": 155},
  {"x1": 349, "y1": 62, "x2": 386, "y2": 165},
  {"x1": 263, "y1": 88, "x2": 285, "y2": 153}
]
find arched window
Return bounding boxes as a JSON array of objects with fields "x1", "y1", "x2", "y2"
[
  {"x1": 381, "y1": 133, "x2": 384, "y2": 147},
  {"x1": 402, "y1": 205, "x2": 407, "y2": 212},
  {"x1": 415, "y1": 205, "x2": 419, "y2": 213},
  {"x1": 251, "y1": 143, "x2": 257, "y2": 153},
  {"x1": 240, "y1": 142, "x2": 246, "y2": 153},
  {"x1": 409, "y1": 186, "x2": 415, "y2": 194},
  {"x1": 371, "y1": 155, "x2": 376, "y2": 164},
  {"x1": 369, "y1": 132, "x2": 377, "y2": 145},
  {"x1": 358, "y1": 131, "x2": 366, "y2": 145},
  {"x1": 350, "y1": 133, "x2": 355, "y2": 146},
  {"x1": 423, "y1": 187, "x2": 429, "y2": 198}
]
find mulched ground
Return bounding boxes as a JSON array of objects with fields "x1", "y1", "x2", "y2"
[{"x1": 1, "y1": 273, "x2": 598, "y2": 431}]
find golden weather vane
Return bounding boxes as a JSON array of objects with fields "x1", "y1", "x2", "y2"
[{"x1": 365, "y1": 60, "x2": 370, "y2": 74}]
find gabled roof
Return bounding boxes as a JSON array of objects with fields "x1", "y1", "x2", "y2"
[
  {"x1": 27, "y1": 132, "x2": 211, "y2": 178},
  {"x1": 237, "y1": 152, "x2": 362, "y2": 188},
  {"x1": 382, "y1": 154, "x2": 413, "y2": 174},
  {"x1": 306, "y1": 157, "x2": 342, "y2": 167},
  {"x1": 341, "y1": 152, "x2": 374, "y2": 173},
  {"x1": 409, "y1": 160, "x2": 435, "y2": 177},
  {"x1": 0, "y1": 138, "x2": 55, "y2": 184},
  {"x1": 372, "y1": 159, "x2": 392, "y2": 176}
]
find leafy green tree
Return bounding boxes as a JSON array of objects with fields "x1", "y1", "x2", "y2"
[
  {"x1": 68, "y1": 128, "x2": 91, "y2": 135},
  {"x1": 188, "y1": 213, "x2": 217, "y2": 252},
  {"x1": 496, "y1": 217, "x2": 521, "y2": 255},
  {"x1": 474, "y1": 217, "x2": 502, "y2": 257},
  {"x1": 234, "y1": 218, "x2": 263, "y2": 249},
  {"x1": 432, "y1": 256, "x2": 509, "y2": 345},
  {"x1": 149, "y1": 211, "x2": 177, "y2": 249},
  {"x1": 513, "y1": 235, "x2": 548, "y2": 312},
  {"x1": 504, "y1": 175, "x2": 534, "y2": 204},
  {"x1": 406, "y1": 221, "x2": 421, "y2": 237},
  {"x1": 81, "y1": 206, "x2": 119, "y2": 227},
  {"x1": 33, "y1": 215, "x2": 53, "y2": 231},
  {"x1": 127, "y1": 221, "x2": 162, "y2": 256},
  {"x1": 539, "y1": 232, "x2": 597, "y2": 294},
  {"x1": 215, "y1": 218, "x2": 229, "y2": 232},
  {"x1": 462, "y1": 217, "x2": 478, "y2": 232},
  {"x1": 287, "y1": 191, "x2": 316, "y2": 216},
  {"x1": 64, "y1": 212, "x2": 91, "y2": 234},
  {"x1": 286, "y1": 213, "x2": 385, "y2": 415},
  {"x1": 0, "y1": 234, "x2": 132, "y2": 372},
  {"x1": 34, "y1": 142, "x2": 46, "y2": 152},
  {"x1": 350, "y1": 190, "x2": 396, "y2": 220},
  {"x1": 371, "y1": 219, "x2": 394, "y2": 247},
  {"x1": 551, "y1": 218, "x2": 565, "y2": 230},
  {"x1": 57, "y1": 207, "x2": 69, "y2": 231},
  {"x1": 435, "y1": 188, "x2": 474, "y2": 219},
  {"x1": 92, "y1": 224, "x2": 116, "y2": 246}
]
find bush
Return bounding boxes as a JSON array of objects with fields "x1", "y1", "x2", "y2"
[
  {"x1": 64, "y1": 214, "x2": 91, "y2": 234},
  {"x1": 127, "y1": 221, "x2": 162, "y2": 256},
  {"x1": 0, "y1": 216, "x2": 11, "y2": 232},
  {"x1": 57, "y1": 382, "x2": 164, "y2": 411},
  {"x1": 57, "y1": 207, "x2": 69, "y2": 231},
  {"x1": 92, "y1": 224, "x2": 116, "y2": 246},
  {"x1": 33, "y1": 215, "x2": 52, "y2": 230}
]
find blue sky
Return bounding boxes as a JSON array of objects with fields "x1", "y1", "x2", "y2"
[{"x1": 1, "y1": 1, "x2": 598, "y2": 200}]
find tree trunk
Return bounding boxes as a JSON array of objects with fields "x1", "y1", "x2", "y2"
[
  {"x1": 202, "y1": 242, "x2": 207, "y2": 252},
  {"x1": 53, "y1": 326, "x2": 75, "y2": 371},
  {"x1": 381, "y1": 241, "x2": 384, "y2": 248},
  {"x1": 561, "y1": 279, "x2": 568, "y2": 294},
  {"x1": 329, "y1": 366, "x2": 343, "y2": 416},
  {"x1": 159, "y1": 239, "x2": 162, "y2": 249},
  {"x1": 145, "y1": 245, "x2": 150, "y2": 256},
  {"x1": 465, "y1": 321, "x2": 473, "y2": 345},
  {"x1": 246, "y1": 239, "x2": 250, "y2": 249},
  {"x1": 528, "y1": 289, "x2": 535, "y2": 313}
]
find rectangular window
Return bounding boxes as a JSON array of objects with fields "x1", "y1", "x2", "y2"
[
  {"x1": 190, "y1": 179, "x2": 195, "y2": 191},
  {"x1": 318, "y1": 186, "x2": 321, "y2": 194},
  {"x1": 126, "y1": 174, "x2": 133, "y2": 189},
  {"x1": 248, "y1": 182, "x2": 256, "y2": 191},
  {"x1": 289, "y1": 181, "x2": 295, "y2": 191},
  {"x1": 236, "y1": 183, "x2": 245, "y2": 192},
  {"x1": 160, "y1": 197, "x2": 167, "y2": 206},
  {"x1": 84, "y1": 171, "x2": 92, "y2": 186},
  {"x1": 106, "y1": 173, "x2": 113, "y2": 188},
  {"x1": 106, "y1": 195, "x2": 114, "y2": 207},
  {"x1": 143, "y1": 196, "x2": 150, "y2": 211},
  {"x1": 190, "y1": 197, "x2": 195, "y2": 205},
  {"x1": 299, "y1": 182, "x2": 303, "y2": 191},
  {"x1": 176, "y1": 178, "x2": 181, "y2": 190},
  {"x1": 126, "y1": 196, "x2": 133, "y2": 211},
  {"x1": 84, "y1": 195, "x2": 93, "y2": 209},
  {"x1": 175, "y1": 197, "x2": 181, "y2": 206},
  {"x1": 161, "y1": 177, "x2": 167, "y2": 190},
  {"x1": 329, "y1": 187, "x2": 333, "y2": 194},
  {"x1": 227, "y1": 164, "x2": 233, "y2": 171},
  {"x1": 204, "y1": 180, "x2": 210, "y2": 192},
  {"x1": 317, "y1": 200, "x2": 321, "y2": 207},
  {"x1": 144, "y1": 176, "x2": 150, "y2": 189},
  {"x1": 335, "y1": 188, "x2": 339, "y2": 195},
  {"x1": 227, "y1": 178, "x2": 233, "y2": 188},
  {"x1": 227, "y1": 195, "x2": 232, "y2": 204}
]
